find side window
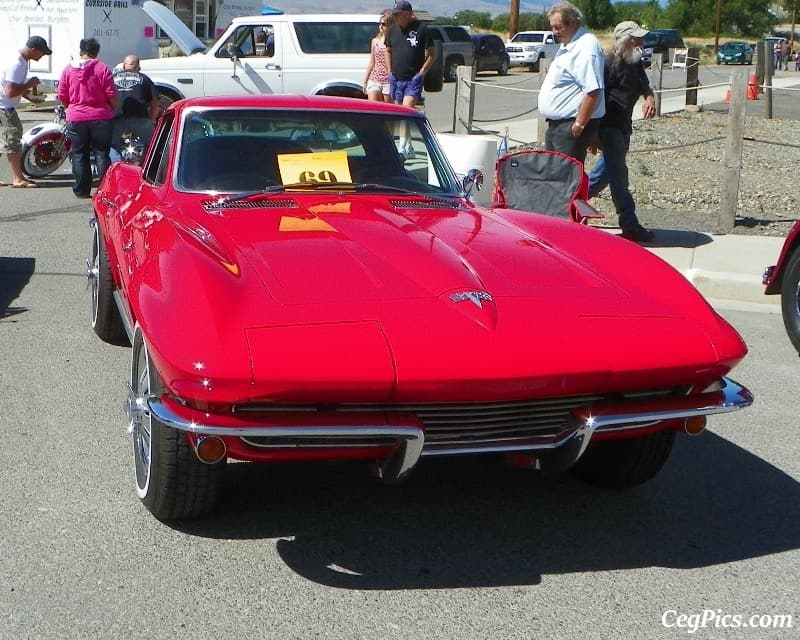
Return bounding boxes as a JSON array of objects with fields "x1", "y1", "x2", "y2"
[
  {"x1": 215, "y1": 25, "x2": 260, "y2": 58},
  {"x1": 443, "y1": 27, "x2": 470, "y2": 43},
  {"x1": 428, "y1": 29, "x2": 444, "y2": 43},
  {"x1": 293, "y1": 22, "x2": 374, "y2": 53},
  {"x1": 143, "y1": 113, "x2": 175, "y2": 186}
]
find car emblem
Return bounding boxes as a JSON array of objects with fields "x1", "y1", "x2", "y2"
[{"x1": 450, "y1": 291, "x2": 493, "y2": 309}]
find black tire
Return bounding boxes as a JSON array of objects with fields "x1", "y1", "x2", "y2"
[
  {"x1": 498, "y1": 59, "x2": 509, "y2": 76},
  {"x1": 90, "y1": 221, "x2": 128, "y2": 345},
  {"x1": 571, "y1": 429, "x2": 676, "y2": 488},
  {"x1": 444, "y1": 56, "x2": 462, "y2": 83},
  {"x1": 780, "y1": 247, "x2": 800, "y2": 355},
  {"x1": 130, "y1": 327, "x2": 224, "y2": 520},
  {"x1": 20, "y1": 137, "x2": 70, "y2": 178}
]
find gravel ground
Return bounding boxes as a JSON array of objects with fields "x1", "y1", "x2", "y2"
[{"x1": 584, "y1": 109, "x2": 800, "y2": 237}]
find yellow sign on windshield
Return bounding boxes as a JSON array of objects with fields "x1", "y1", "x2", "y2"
[{"x1": 277, "y1": 151, "x2": 353, "y2": 185}]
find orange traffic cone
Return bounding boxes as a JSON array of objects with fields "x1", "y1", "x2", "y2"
[
  {"x1": 747, "y1": 71, "x2": 759, "y2": 100},
  {"x1": 724, "y1": 86, "x2": 731, "y2": 104}
]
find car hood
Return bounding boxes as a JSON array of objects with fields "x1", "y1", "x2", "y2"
[
  {"x1": 142, "y1": 0, "x2": 206, "y2": 55},
  {"x1": 147, "y1": 194, "x2": 746, "y2": 403}
]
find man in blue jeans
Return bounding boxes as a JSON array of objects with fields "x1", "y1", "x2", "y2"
[{"x1": 588, "y1": 21, "x2": 656, "y2": 243}]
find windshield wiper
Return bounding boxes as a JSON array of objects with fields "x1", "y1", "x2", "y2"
[{"x1": 214, "y1": 181, "x2": 425, "y2": 206}]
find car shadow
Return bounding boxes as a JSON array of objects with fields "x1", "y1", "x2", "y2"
[
  {"x1": 0, "y1": 256, "x2": 35, "y2": 318},
  {"x1": 172, "y1": 431, "x2": 800, "y2": 589}
]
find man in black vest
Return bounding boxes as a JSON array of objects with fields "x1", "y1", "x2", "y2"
[
  {"x1": 110, "y1": 55, "x2": 159, "y2": 163},
  {"x1": 588, "y1": 21, "x2": 656, "y2": 243}
]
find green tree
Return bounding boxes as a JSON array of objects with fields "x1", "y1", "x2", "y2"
[
  {"x1": 574, "y1": 0, "x2": 616, "y2": 29},
  {"x1": 613, "y1": 1, "x2": 665, "y2": 30},
  {"x1": 491, "y1": 13, "x2": 510, "y2": 33},
  {"x1": 454, "y1": 10, "x2": 492, "y2": 29},
  {"x1": 662, "y1": 0, "x2": 775, "y2": 36}
]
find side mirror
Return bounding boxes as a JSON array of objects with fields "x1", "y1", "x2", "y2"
[
  {"x1": 462, "y1": 168, "x2": 484, "y2": 198},
  {"x1": 228, "y1": 44, "x2": 244, "y2": 60}
]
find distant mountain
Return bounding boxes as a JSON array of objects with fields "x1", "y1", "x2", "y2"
[{"x1": 269, "y1": 1, "x2": 546, "y2": 18}]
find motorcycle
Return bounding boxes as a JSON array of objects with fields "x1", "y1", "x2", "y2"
[
  {"x1": 20, "y1": 107, "x2": 145, "y2": 178},
  {"x1": 20, "y1": 104, "x2": 75, "y2": 178}
]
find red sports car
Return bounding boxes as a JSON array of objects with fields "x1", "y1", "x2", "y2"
[
  {"x1": 764, "y1": 218, "x2": 800, "y2": 354},
  {"x1": 88, "y1": 95, "x2": 753, "y2": 521}
]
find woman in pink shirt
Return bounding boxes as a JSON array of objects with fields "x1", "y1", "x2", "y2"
[{"x1": 57, "y1": 38, "x2": 116, "y2": 198}]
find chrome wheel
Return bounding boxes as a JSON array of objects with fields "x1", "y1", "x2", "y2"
[{"x1": 130, "y1": 330, "x2": 153, "y2": 499}]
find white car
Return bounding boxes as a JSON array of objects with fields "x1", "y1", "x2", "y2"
[{"x1": 504, "y1": 30, "x2": 559, "y2": 72}]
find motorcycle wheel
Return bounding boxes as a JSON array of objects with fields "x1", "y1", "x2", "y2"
[{"x1": 21, "y1": 137, "x2": 70, "y2": 178}]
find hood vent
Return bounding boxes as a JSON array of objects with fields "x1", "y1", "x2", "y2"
[
  {"x1": 390, "y1": 198, "x2": 465, "y2": 210},
  {"x1": 202, "y1": 198, "x2": 300, "y2": 212}
]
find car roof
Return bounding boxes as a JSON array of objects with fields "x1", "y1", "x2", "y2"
[{"x1": 171, "y1": 94, "x2": 425, "y2": 117}]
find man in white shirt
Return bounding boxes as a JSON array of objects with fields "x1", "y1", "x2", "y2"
[
  {"x1": 537, "y1": 2, "x2": 604, "y2": 164},
  {"x1": 0, "y1": 36, "x2": 51, "y2": 187}
]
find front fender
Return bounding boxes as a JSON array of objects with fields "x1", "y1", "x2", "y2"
[{"x1": 765, "y1": 219, "x2": 800, "y2": 294}]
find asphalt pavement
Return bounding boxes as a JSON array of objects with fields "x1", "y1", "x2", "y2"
[{"x1": 5, "y1": 75, "x2": 799, "y2": 309}]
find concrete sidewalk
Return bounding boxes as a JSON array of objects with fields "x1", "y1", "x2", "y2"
[{"x1": 596, "y1": 227, "x2": 783, "y2": 308}]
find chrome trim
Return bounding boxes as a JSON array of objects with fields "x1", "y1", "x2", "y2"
[
  {"x1": 573, "y1": 377, "x2": 753, "y2": 430},
  {"x1": 113, "y1": 290, "x2": 135, "y2": 343},
  {"x1": 125, "y1": 376, "x2": 752, "y2": 480}
]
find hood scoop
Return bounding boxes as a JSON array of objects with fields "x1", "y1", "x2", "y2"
[
  {"x1": 390, "y1": 198, "x2": 465, "y2": 210},
  {"x1": 202, "y1": 198, "x2": 300, "y2": 212}
]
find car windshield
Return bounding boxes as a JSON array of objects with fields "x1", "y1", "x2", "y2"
[
  {"x1": 512, "y1": 33, "x2": 544, "y2": 43},
  {"x1": 175, "y1": 108, "x2": 462, "y2": 196},
  {"x1": 722, "y1": 43, "x2": 745, "y2": 51}
]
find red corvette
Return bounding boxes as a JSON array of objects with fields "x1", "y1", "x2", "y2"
[
  {"x1": 764, "y1": 218, "x2": 800, "y2": 354},
  {"x1": 88, "y1": 95, "x2": 753, "y2": 520}
]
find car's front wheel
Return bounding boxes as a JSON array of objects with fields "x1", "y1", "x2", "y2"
[
  {"x1": 130, "y1": 327, "x2": 224, "y2": 520},
  {"x1": 498, "y1": 59, "x2": 509, "y2": 76},
  {"x1": 571, "y1": 429, "x2": 676, "y2": 488},
  {"x1": 780, "y1": 247, "x2": 800, "y2": 354},
  {"x1": 89, "y1": 220, "x2": 127, "y2": 345}
]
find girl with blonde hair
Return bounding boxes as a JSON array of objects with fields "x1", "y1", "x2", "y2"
[{"x1": 364, "y1": 10, "x2": 393, "y2": 102}]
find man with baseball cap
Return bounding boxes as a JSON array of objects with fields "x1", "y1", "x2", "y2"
[
  {"x1": 385, "y1": 0, "x2": 435, "y2": 157},
  {"x1": 587, "y1": 20, "x2": 656, "y2": 243},
  {"x1": 0, "y1": 36, "x2": 52, "y2": 187}
]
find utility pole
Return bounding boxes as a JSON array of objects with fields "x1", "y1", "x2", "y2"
[
  {"x1": 510, "y1": 0, "x2": 520, "y2": 39},
  {"x1": 714, "y1": 0, "x2": 721, "y2": 53}
]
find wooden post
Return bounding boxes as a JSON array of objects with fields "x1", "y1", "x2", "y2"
[
  {"x1": 537, "y1": 58, "x2": 550, "y2": 145},
  {"x1": 453, "y1": 65, "x2": 474, "y2": 134},
  {"x1": 764, "y1": 42, "x2": 774, "y2": 119},
  {"x1": 717, "y1": 71, "x2": 747, "y2": 233},
  {"x1": 650, "y1": 58, "x2": 664, "y2": 117},
  {"x1": 685, "y1": 47, "x2": 699, "y2": 105}
]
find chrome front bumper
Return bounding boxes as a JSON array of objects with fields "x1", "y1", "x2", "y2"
[{"x1": 126, "y1": 377, "x2": 753, "y2": 481}]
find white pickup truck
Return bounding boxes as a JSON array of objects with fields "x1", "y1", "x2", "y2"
[
  {"x1": 138, "y1": 1, "x2": 382, "y2": 106},
  {"x1": 504, "y1": 30, "x2": 560, "y2": 72}
]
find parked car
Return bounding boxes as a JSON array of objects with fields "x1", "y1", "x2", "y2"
[
  {"x1": 641, "y1": 29, "x2": 685, "y2": 67},
  {"x1": 471, "y1": 34, "x2": 510, "y2": 76},
  {"x1": 763, "y1": 219, "x2": 800, "y2": 353},
  {"x1": 717, "y1": 41, "x2": 754, "y2": 64},
  {"x1": 425, "y1": 24, "x2": 474, "y2": 82},
  {"x1": 88, "y1": 94, "x2": 753, "y2": 521},
  {"x1": 504, "y1": 30, "x2": 559, "y2": 72}
]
